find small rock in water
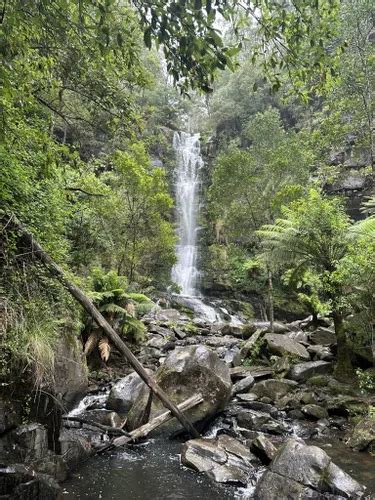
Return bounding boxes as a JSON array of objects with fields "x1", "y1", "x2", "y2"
[{"x1": 181, "y1": 434, "x2": 258, "y2": 485}]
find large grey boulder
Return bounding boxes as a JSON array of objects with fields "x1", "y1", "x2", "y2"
[
  {"x1": 107, "y1": 370, "x2": 153, "y2": 414},
  {"x1": 265, "y1": 333, "x2": 310, "y2": 360},
  {"x1": 181, "y1": 434, "x2": 257, "y2": 484},
  {"x1": 127, "y1": 345, "x2": 232, "y2": 434},
  {"x1": 288, "y1": 360, "x2": 333, "y2": 382},
  {"x1": 254, "y1": 439, "x2": 365, "y2": 499}
]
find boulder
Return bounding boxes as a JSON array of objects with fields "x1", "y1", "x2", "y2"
[
  {"x1": 301, "y1": 404, "x2": 329, "y2": 420},
  {"x1": 53, "y1": 336, "x2": 88, "y2": 408},
  {"x1": 346, "y1": 417, "x2": 375, "y2": 451},
  {"x1": 240, "y1": 328, "x2": 266, "y2": 359},
  {"x1": 309, "y1": 327, "x2": 337, "y2": 346},
  {"x1": 285, "y1": 331, "x2": 309, "y2": 343},
  {"x1": 181, "y1": 434, "x2": 257, "y2": 484},
  {"x1": 156, "y1": 308, "x2": 184, "y2": 322},
  {"x1": 107, "y1": 370, "x2": 153, "y2": 414},
  {"x1": 146, "y1": 334, "x2": 173, "y2": 349},
  {"x1": 237, "y1": 410, "x2": 286, "y2": 435},
  {"x1": 250, "y1": 435, "x2": 277, "y2": 464},
  {"x1": 252, "y1": 379, "x2": 298, "y2": 401},
  {"x1": 173, "y1": 327, "x2": 186, "y2": 340},
  {"x1": 254, "y1": 439, "x2": 365, "y2": 499},
  {"x1": 255, "y1": 470, "x2": 316, "y2": 499},
  {"x1": 232, "y1": 375, "x2": 255, "y2": 395},
  {"x1": 241, "y1": 401, "x2": 278, "y2": 418},
  {"x1": 264, "y1": 333, "x2": 310, "y2": 360},
  {"x1": 0, "y1": 398, "x2": 22, "y2": 434},
  {"x1": 307, "y1": 344, "x2": 334, "y2": 361},
  {"x1": 252, "y1": 321, "x2": 290, "y2": 333},
  {"x1": 205, "y1": 336, "x2": 239, "y2": 348},
  {"x1": 59, "y1": 429, "x2": 93, "y2": 470},
  {"x1": 81, "y1": 409, "x2": 123, "y2": 428},
  {"x1": 0, "y1": 467, "x2": 60, "y2": 499},
  {"x1": 221, "y1": 324, "x2": 244, "y2": 337},
  {"x1": 148, "y1": 324, "x2": 174, "y2": 337},
  {"x1": 12, "y1": 424, "x2": 48, "y2": 461},
  {"x1": 230, "y1": 365, "x2": 274, "y2": 380},
  {"x1": 237, "y1": 393, "x2": 258, "y2": 403},
  {"x1": 127, "y1": 346, "x2": 232, "y2": 434},
  {"x1": 288, "y1": 360, "x2": 333, "y2": 382},
  {"x1": 224, "y1": 347, "x2": 242, "y2": 367}
]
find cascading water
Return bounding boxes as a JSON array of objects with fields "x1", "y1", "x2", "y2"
[
  {"x1": 171, "y1": 131, "x2": 225, "y2": 323},
  {"x1": 172, "y1": 131, "x2": 202, "y2": 296}
]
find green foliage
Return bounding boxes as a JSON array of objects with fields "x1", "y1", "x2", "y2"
[
  {"x1": 258, "y1": 189, "x2": 351, "y2": 310},
  {"x1": 88, "y1": 268, "x2": 148, "y2": 344},
  {"x1": 356, "y1": 369, "x2": 375, "y2": 392}
]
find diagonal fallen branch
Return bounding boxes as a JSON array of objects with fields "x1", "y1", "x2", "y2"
[
  {"x1": 6, "y1": 215, "x2": 200, "y2": 440},
  {"x1": 112, "y1": 393, "x2": 203, "y2": 448}
]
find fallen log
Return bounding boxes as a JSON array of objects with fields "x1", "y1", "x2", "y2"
[
  {"x1": 113, "y1": 393, "x2": 203, "y2": 448},
  {"x1": 7, "y1": 215, "x2": 200, "y2": 439},
  {"x1": 62, "y1": 415, "x2": 129, "y2": 436}
]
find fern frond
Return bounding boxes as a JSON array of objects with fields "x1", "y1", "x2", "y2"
[
  {"x1": 100, "y1": 303, "x2": 127, "y2": 314},
  {"x1": 124, "y1": 292, "x2": 151, "y2": 303},
  {"x1": 350, "y1": 216, "x2": 375, "y2": 240}
]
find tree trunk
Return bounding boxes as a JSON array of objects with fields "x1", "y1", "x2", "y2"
[
  {"x1": 8, "y1": 215, "x2": 200, "y2": 439},
  {"x1": 333, "y1": 311, "x2": 354, "y2": 381},
  {"x1": 268, "y1": 268, "x2": 274, "y2": 333}
]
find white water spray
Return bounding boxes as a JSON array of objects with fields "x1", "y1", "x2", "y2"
[{"x1": 172, "y1": 131, "x2": 203, "y2": 296}]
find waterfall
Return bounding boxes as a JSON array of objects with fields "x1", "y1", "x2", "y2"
[
  {"x1": 172, "y1": 131, "x2": 203, "y2": 296},
  {"x1": 171, "y1": 131, "x2": 242, "y2": 325}
]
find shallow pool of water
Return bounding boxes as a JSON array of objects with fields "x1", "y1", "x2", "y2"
[
  {"x1": 309, "y1": 438, "x2": 375, "y2": 496},
  {"x1": 63, "y1": 439, "x2": 242, "y2": 500}
]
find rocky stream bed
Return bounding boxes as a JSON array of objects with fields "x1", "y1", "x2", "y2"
[{"x1": 1, "y1": 304, "x2": 375, "y2": 499}]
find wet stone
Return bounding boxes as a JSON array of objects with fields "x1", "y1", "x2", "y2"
[{"x1": 182, "y1": 434, "x2": 257, "y2": 485}]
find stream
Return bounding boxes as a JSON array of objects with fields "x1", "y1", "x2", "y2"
[{"x1": 62, "y1": 440, "x2": 240, "y2": 500}]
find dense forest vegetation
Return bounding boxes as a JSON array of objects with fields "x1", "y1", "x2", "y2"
[{"x1": 0, "y1": 0, "x2": 374, "y2": 441}]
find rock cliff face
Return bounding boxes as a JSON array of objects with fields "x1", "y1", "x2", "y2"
[{"x1": 53, "y1": 336, "x2": 88, "y2": 409}]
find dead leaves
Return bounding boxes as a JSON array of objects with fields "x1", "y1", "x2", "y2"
[{"x1": 84, "y1": 330, "x2": 110, "y2": 363}]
